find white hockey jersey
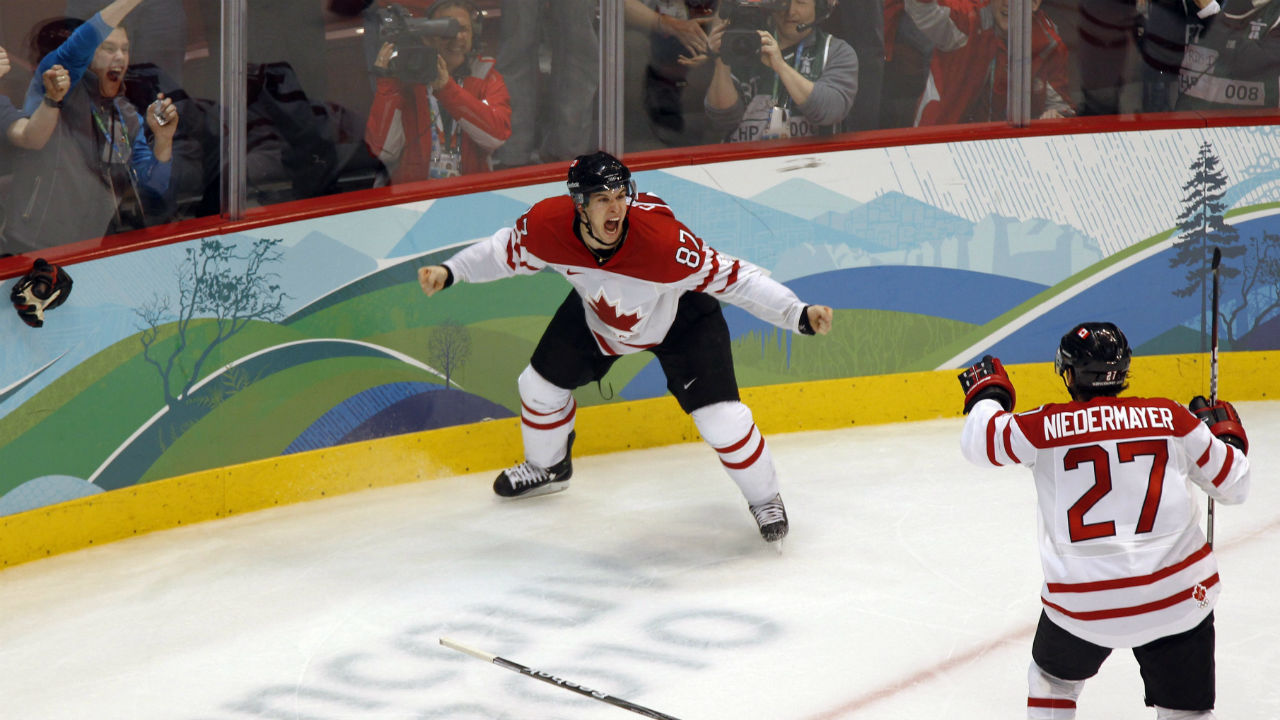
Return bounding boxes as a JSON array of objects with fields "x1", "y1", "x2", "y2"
[
  {"x1": 443, "y1": 193, "x2": 809, "y2": 355},
  {"x1": 961, "y1": 395, "x2": 1251, "y2": 648}
]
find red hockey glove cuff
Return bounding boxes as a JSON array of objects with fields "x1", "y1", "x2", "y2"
[
  {"x1": 1189, "y1": 396, "x2": 1248, "y2": 455},
  {"x1": 958, "y1": 355, "x2": 1015, "y2": 415}
]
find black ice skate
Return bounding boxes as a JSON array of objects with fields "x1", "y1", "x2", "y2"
[
  {"x1": 749, "y1": 493, "x2": 789, "y2": 543},
  {"x1": 493, "y1": 432, "x2": 575, "y2": 498}
]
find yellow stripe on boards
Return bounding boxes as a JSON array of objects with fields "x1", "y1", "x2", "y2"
[{"x1": 1, "y1": 351, "x2": 1273, "y2": 569}]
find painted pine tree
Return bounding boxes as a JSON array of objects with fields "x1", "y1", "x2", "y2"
[{"x1": 1170, "y1": 141, "x2": 1244, "y2": 351}]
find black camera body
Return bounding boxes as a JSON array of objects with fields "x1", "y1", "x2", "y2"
[
  {"x1": 719, "y1": 0, "x2": 789, "y2": 67},
  {"x1": 371, "y1": 3, "x2": 462, "y2": 85}
]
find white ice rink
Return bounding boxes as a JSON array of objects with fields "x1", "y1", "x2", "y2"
[{"x1": 2, "y1": 404, "x2": 1278, "y2": 720}]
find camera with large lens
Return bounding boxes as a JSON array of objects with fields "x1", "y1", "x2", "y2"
[
  {"x1": 370, "y1": 3, "x2": 462, "y2": 85},
  {"x1": 719, "y1": 0, "x2": 789, "y2": 67}
]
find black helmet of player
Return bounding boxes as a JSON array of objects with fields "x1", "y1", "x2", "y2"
[
  {"x1": 568, "y1": 151, "x2": 637, "y2": 250},
  {"x1": 1055, "y1": 321, "x2": 1132, "y2": 399},
  {"x1": 567, "y1": 151, "x2": 636, "y2": 207}
]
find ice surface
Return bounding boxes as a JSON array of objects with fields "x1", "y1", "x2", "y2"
[{"x1": 1, "y1": 404, "x2": 1277, "y2": 719}]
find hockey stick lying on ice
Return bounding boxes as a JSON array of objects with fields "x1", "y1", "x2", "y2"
[
  {"x1": 439, "y1": 637, "x2": 685, "y2": 720},
  {"x1": 1207, "y1": 246, "x2": 1222, "y2": 547}
]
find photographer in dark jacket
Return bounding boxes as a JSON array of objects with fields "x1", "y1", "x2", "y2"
[
  {"x1": 704, "y1": 0, "x2": 858, "y2": 142},
  {"x1": 1077, "y1": 0, "x2": 1220, "y2": 114},
  {"x1": 1176, "y1": 0, "x2": 1280, "y2": 111}
]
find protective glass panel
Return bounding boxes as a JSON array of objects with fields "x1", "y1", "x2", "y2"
[
  {"x1": 891, "y1": 0, "x2": 1076, "y2": 126},
  {"x1": 0, "y1": 0, "x2": 212, "y2": 255},
  {"x1": 1065, "y1": 0, "x2": 1279, "y2": 117},
  {"x1": 486, "y1": 0, "x2": 600, "y2": 169},
  {"x1": 623, "y1": 0, "x2": 871, "y2": 151}
]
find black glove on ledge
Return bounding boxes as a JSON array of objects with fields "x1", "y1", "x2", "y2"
[{"x1": 10, "y1": 257, "x2": 73, "y2": 328}]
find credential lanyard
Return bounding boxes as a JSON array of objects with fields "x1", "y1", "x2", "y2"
[
  {"x1": 91, "y1": 102, "x2": 132, "y2": 165},
  {"x1": 428, "y1": 91, "x2": 463, "y2": 178}
]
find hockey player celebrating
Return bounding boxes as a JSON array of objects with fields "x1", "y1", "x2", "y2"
[
  {"x1": 957, "y1": 322, "x2": 1250, "y2": 719},
  {"x1": 418, "y1": 151, "x2": 833, "y2": 544}
]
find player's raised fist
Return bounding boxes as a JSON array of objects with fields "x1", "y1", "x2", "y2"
[
  {"x1": 804, "y1": 304, "x2": 833, "y2": 335},
  {"x1": 958, "y1": 355, "x2": 1015, "y2": 414},
  {"x1": 418, "y1": 265, "x2": 449, "y2": 296}
]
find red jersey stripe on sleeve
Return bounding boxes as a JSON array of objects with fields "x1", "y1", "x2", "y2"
[
  {"x1": 1002, "y1": 421, "x2": 1021, "y2": 464},
  {"x1": 985, "y1": 415, "x2": 1002, "y2": 465},
  {"x1": 693, "y1": 250, "x2": 720, "y2": 293},
  {"x1": 1196, "y1": 444, "x2": 1212, "y2": 468},
  {"x1": 719, "y1": 259, "x2": 741, "y2": 293},
  {"x1": 1211, "y1": 448, "x2": 1235, "y2": 487},
  {"x1": 505, "y1": 234, "x2": 518, "y2": 271}
]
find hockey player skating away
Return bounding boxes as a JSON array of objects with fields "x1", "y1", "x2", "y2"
[
  {"x1": 417, "y1": 151, "x2": 834, "y2": 544},
  {"x1": 957, "y1": 322, "x2": 1251, "y2": 719}
]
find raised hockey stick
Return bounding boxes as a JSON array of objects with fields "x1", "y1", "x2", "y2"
[
  {"x1": 1207, "y1": 246, "x2": 1222, "y2": 547},
  {"x1": 439, "y1": 637, "x2": 685, "y2": 720}
]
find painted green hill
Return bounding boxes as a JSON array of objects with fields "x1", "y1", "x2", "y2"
[
  {"x1": 140, "y1": 355, "x2": 442, "y2": 482},
  {"x1": 287, "y1": 270, "x2": 571, "y2": 337},
  {"x1": 0, "y1": 319, "x2": 312, "y2": 494},
  {"x1": 730, "y1": 309, "x2": 974, "y2": 388}
]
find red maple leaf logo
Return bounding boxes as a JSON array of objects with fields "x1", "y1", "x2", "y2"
[{"x1": 588, "y1": 291, "x2": 643, "y2": 335}]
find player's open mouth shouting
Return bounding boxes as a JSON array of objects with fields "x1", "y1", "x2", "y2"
[{"x1": 582, "y1": 185, "x2": 632, "y2": 248}]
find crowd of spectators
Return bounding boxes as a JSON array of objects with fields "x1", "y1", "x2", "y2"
[{"x1": 0, "y1": 0, "x2": 1274, "y2": 256}]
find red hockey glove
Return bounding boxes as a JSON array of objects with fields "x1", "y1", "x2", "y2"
[
  {"x1": 1189, "y1": 396, "x2": 1248, "y2": 454},
  {"x1": 958, "y1": 355, "x2": 1016, "y2": 414}
]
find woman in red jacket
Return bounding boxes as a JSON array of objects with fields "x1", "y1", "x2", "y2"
[
  {"x1": 364, "y1": 0, "x2": 511, "y2": 183},
  {"x1": 903, "y1": 0, "x2": 1075, "y2": 125}
]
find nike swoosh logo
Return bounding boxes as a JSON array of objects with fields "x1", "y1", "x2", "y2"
[
  {"x1": 683, "y1": 377, "x2": 697, "y2": 389},
  {"x1": 566, "y1": 269, "x2": 584, "y2": 275}
]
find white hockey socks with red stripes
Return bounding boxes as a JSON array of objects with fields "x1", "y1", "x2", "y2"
[
  {"x1": 1027, "y1": 662, "x2": 1085, "y2": 719},
  {"x1": 691, "y1": 401, "x2": 778, "y2": 506},
  {"x1": 517, "y1": 366, "x2": 576, "y2": 468}
]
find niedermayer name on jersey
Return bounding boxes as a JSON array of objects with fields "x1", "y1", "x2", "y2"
[
  {"x1": 1017, "y1": 397, "x2": 1197, "y2": 447},
  {"x1": 1043, "y1": 404, "x2": 1175, "y2": 440}
]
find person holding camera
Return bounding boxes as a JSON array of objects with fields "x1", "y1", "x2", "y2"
[
  {"x1": 364, "y1": 0, "x2": 511, "y2": 183},
  {"x1": 703, "y1": 0, "x2": 859, "y2": 143},
  {"x1": 624, "y1": 0, "x2": 717, "y2": 144}
]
